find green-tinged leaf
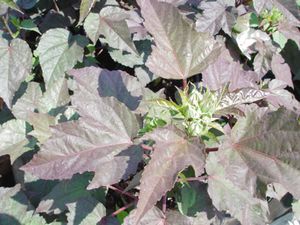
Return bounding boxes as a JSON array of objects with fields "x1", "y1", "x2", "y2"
[
  {"x1": 12, "y1": 78, "x2": 70, "y2": 120},
  {"x1": 292, "y1": 201, "x2": 300, "y2": 220},
  {"x1": 277, "y1": 20, "x2": 300, "y2": 49},
  {"x1": 138, "y1": 0, "x2": 222, "y2": 80},
  {"x1": 78, "y1": 0, "x2": 96, "y2": 25},
  {"x1": 0, "y1": 119, "x2": 28, "y2": 162},
  {"x1": 27, "y1": 112, "x2": 56, "y2": 144},
  {"x1": 0, "y1": 38, "x2": 32, "y2": 108},
  {"x1": 38, "y1": 77, "x2": 70, "y2": 113},
  {"x1": 36, "y1": 28, "x2": 88, "y2": 88},
  {"x1": 272, "y1": 31, "x2": 288, "y2": 49},
  {"x1": 22, "y1": 68, "x2": 142, "y2": 190},
  {"x1": 37, "y1": 173, "x2": 105, "y2": 214},
  {"x1": 270, "y1": 212, "x2": 294, "y2": 225},
  {"x1": 0, "y1": 0, "x2": 22, "y2": 13},
  {"x1": 0, "y1": 185, "x2": 47, "y2": 225},
  {"x1": 84, "y1": 7, "x2": 134, "y2": 52},
  {"x1": 206, "y1": 153, "x2": 269, "y2": 225},
  {"x1": 67, "y1": 197, "x2": 106, "y2": 225},
  {"x1": 17, "y1": 0, "x2": 37, "y2": 9},
  {"x1": 253, "y1": 0, "x2": 300, "y2": 24},
  {"x1": 207, "y1": 108, "x2": 300, "y2": 212},
  {"x1": 20, "y1": 19, "x2": 41, "y2": 34},
  {"x1": 12, "y1": 82, "x2": 43, "y2": 120},
  {"x1": 84, "y1": 6, "x2": 146, "y2": 67},
  {"x1": 132, "y1": 126, "x2": 206, "y2": 224},
  {"x1": 175, "y1": 182, "x2": 213, "y2": 217}
]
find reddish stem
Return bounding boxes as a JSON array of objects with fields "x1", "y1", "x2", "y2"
[
  {"x1": 177, "y1": 175, "x2": 208, "y2": 183},
  {"x1": 205, "y1": 147, "x2": 218, "y2": 153},
  {"x1": 162, "y1": 195, "x2": 167, "y2": 213},
  {"x1": 107, "y1": 185, "x2": 137, "y2": 200},
  {"x1": 111, "y1": 201, "x2": 136, "y2": 217},
  {"x1": 182, "y1": 79, "x2": 188, "y2": 89},
  {"x1": 141, "y1": 144, "x2": 154, "y2": 151}
]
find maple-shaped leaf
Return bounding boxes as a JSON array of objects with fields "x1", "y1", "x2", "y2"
[
  {"x1": 208, "y1": 108, "x2": 300, "y2": 203},
  {"x1": 0, "y1": 38, "x2": 32, "y2": 108},
  {"x1": 132, "y1": 126, "x2": 206, "y2": 224},
  {"x1": 202, "y1": 48, "x2": 259, "y2": 91},
  {"x1": 196, "y1": 0, "x2": 237, "y2": 35},
  {"x1": 22, "y1": 68, "x2": 142, "y2": 189},
  {"x1": 138, "y1": 0, "x2": 222, "y2": 80},
  {"x1": 206, "y1": 152, "x2": 269, "y2": 225},
  {"x1": 252, "y1": 0, "x2": 300, "y2": 24},
  {"x1": 68, "y1": 66, "x2": 144, "y2": 110},
  {"x1": 36, "y1": 28, "x2": 88, "y2": 88}
]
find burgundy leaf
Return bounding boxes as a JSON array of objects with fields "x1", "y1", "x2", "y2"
[
  {"x1": 132, "y1": 126, "x2": 206, "y2": 224},
  {"x1": 22, "y1": 67, "x2": 142, "y2": 189},
  {"x1": 69, "y1": 66, "x2": 144, "y2": 110},
  {"x1": 208, "y1": 108, "x2": 300, "y2": 199},
  {"x1": 202, "y1": 48, "x2": 259, "y2": 91},
  {"x1": 138, "y1": 0, "x2": 222, "y2": 80},
  {"x1": 196, "y1": 0, "x2": 237, "y2": 35},
  {"x1": 271, "y1": 54, "x2": 293, "y2": 88}
]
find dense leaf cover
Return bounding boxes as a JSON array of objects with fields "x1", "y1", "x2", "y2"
[{"x1": 0, "y1": 0, "x2": 300, "y2": 224}]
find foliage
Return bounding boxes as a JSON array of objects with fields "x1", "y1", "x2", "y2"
[{"x1": 0, "y1": 0, "x2": 300, "y2": 224}]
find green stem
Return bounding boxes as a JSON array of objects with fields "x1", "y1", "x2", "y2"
[{"x1": 1, "y1": 16, "x2": 14, "y2": 38}]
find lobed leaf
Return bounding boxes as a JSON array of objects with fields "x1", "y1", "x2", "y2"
[
  {"x1": 22, "y1": 67, "x2": 142, "y2": 189},
  {"x1": 138, "y1": 0, "x2": 222, "y2": 79},
  {"x1": 132, "y1": 126, "x2": 206, "y2": 224},
  {"x1": 206, "y1": 108, "x2": 300, "y2": 221}
]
